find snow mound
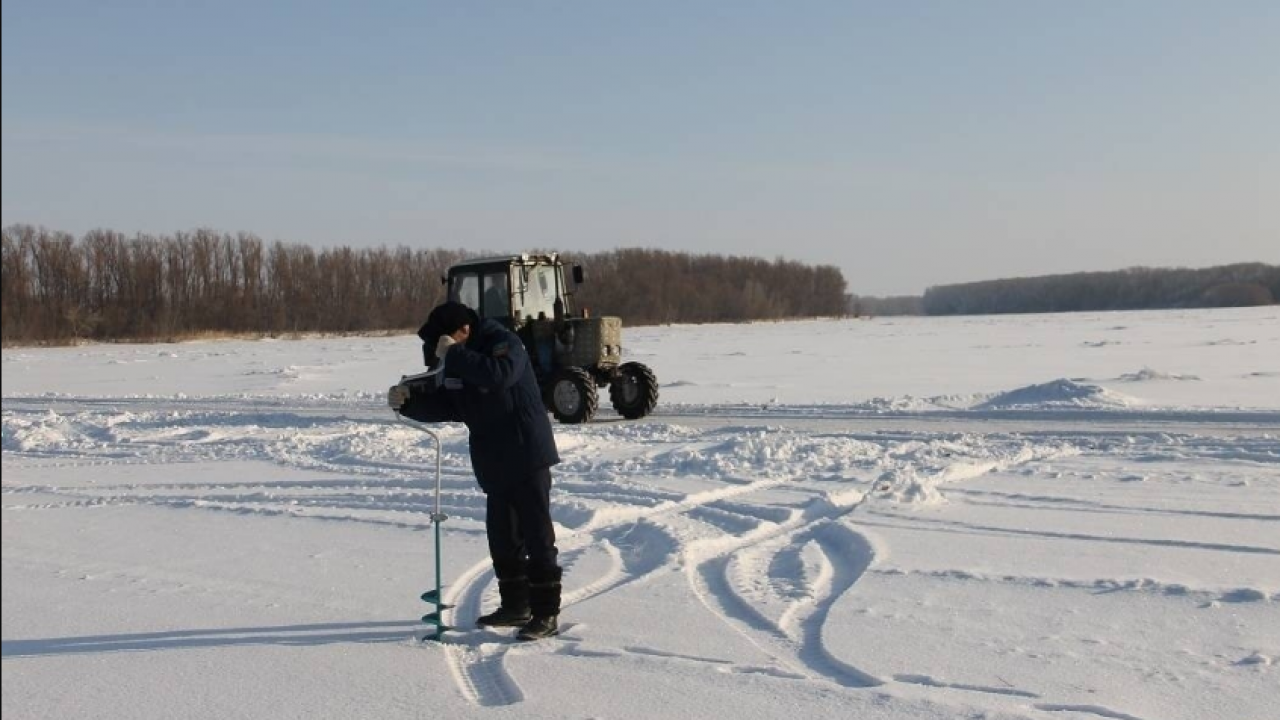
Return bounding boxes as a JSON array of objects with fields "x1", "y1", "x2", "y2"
[
  {"x1": 976, "y1": 379, "x2": 1136, "y2": 410},
  {"x1": 1118, "y1": 367, "x2": 1201, "y2": 382},
  {"x1": 872, "y1": 466, "x2": 946, "y2": 505}
]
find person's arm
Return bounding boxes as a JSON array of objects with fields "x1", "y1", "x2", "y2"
[
  {"x1": 392, "y1": 377, "x2": 462, "y2": 423},
  {"x1": 444, "y1": 334, "x2": 528, "y2": 392}
]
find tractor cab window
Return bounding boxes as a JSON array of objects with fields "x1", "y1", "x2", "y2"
[
  {"x1": 450, "y1": 268, "x2": 513, "y2": 321},
  {"x1": 516, "y1": 264, "x2": 558, "y2": 323},
  {"x1": 450, "y1": 270, "x2": 509, "y2": 317},
  {"x1": 481, "y1": 272, "x2": 510, "y2": 320},
  {"x1": 451, "y1": 273, "x2": 481, "y2": 311}
]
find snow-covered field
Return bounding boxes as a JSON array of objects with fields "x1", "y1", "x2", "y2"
[{"x1": 3, "y1": 307, "x2": 1278, "y2": 720}]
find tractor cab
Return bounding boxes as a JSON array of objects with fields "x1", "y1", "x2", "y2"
[{"x1": 446, "y1": 254, "x2": 577, "y2": 330}]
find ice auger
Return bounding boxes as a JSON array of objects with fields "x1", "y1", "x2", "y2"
[{"x1": 391, "y1": 365, "x2": 453, "y2": 641}]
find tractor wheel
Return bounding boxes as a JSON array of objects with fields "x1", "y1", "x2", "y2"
[
  {"x1": 548, "y1": 367, "x2": 598, "y2": 424},
  {"x1": 609, "y1": 362, "x2": 659, "y2": 420}
]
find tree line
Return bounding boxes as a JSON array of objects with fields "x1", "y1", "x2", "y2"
[
  {"x1": 568, "y1": 248, "x2": 848, "y2": 326},
  {"x1": 1, "y1": 226, "x2": 467, "y2": 344},
  {"x1": 922, "y1": 263, "x2": 1279, "y2": 316},
  {"x1": 1, "y1": 226, "x2": 849, "y2": 345}
]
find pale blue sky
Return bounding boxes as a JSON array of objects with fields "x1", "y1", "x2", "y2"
[{"x1": 3, "y1": 1, "x2": 1277, "y2": 295}]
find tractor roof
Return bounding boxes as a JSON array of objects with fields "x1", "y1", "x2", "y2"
[{"x1": 449, "y1": 253, "x2": 561, "y2": 271}]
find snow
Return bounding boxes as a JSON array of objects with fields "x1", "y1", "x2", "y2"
[
  {"x1": 3, "y1": 306, "x2": 1278, "y2": 720},
  {"x1": 974, "y1": 379, "x2": 1137, "y2": 410}
]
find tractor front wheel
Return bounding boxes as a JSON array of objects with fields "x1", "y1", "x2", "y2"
[
  {"x1": 548, "y1": 367, "x2": 599, "y2": 424},
  {"x1": 609, "y1": 362, "x2": 659, "y2": 419}
]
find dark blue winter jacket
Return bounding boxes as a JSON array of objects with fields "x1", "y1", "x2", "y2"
[{"x1": 428, "y1": 319, "x2": 560, "y2": 492}]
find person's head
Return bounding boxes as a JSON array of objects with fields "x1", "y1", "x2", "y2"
[
  {"x1": 418, "y1": 301, "x2": 477, "y2": 343},
  {"x1": 417, "y1": 301, "x2": 478, "y2": 366}
]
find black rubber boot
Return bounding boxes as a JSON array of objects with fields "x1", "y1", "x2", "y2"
[
  {"x1": 518, "y1": 566, "x2": 562, "y2": 640},
  {"x1": 476, "y1": 569, "x2": 531, "y2": 628},
  {"x1": 476, "y1": 604, "x2": 532, "y2": 627},
  {"x1": 517, "y1": 615, "x2": 559, "y2": 641}
]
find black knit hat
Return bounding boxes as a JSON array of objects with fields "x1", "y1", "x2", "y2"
[{"x1": 417, "y1": 301, "x2": 477, "y2": 342}]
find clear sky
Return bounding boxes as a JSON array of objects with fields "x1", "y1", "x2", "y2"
[{"x1": 3, "y1": 1, "x2": 1277, "y2": 295}]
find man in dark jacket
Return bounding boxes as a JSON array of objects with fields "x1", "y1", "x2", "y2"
[{"x1": 389, "y1": 301, "x2": 563, "y2": 640}]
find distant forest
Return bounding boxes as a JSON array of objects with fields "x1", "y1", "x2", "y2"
[
  {"x1": 4, "y1": 225, "x2": 1272, "y2": 345},
  {"x1": 573, "y1": 248, "x2": 848, "y2": 326},
  {"x1": 0, "y1": 226, "x2": 848, "y2": 345},
  {"x1": 847, "y1": 264, "x2": 1278, "y2": 318},
  {"x1": 921, "y1": 264, "x2": 1278, "y2": 316}
]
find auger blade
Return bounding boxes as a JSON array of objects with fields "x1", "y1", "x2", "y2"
[
  {"x1": 420, "y1": 589, "x2": 452, "y2": 607},
  {"x1": 421, "y1": 611, "x2": 454, "y2": 627}
]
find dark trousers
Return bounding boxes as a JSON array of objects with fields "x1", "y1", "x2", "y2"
[{"x1": 486, "y1": 467, "x2": 559, "y2": 581}]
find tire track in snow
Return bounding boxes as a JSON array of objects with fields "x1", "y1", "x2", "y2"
[
  {"x1": 438, "y1": 536, "x2": 639, "y2": 708},
  {"x1": 443, "y1": 643, "x2": 525, "y2": 707},
  {"x1": 793, "y1": 522, "x2": 881, "y2": 686},
  {"x1": 1035, "y1": 703, "x2": 1146, "y2": 720},
  {"x1": 686, "y1": 496, "x2": 885, "y2": 688},
  {"x1": 418, "y1": 427, "x2": 1154, "y2": 716},
  {"x1": 436, "y1": 475, "x2": 786, "y2": 707},
  {"x1": 950, "y1": 488, "x2": 1280, "y2": 523},
  {"x1": 683, "y1": 439, "x2": 1091, "y2": 702},
  {"x1": 439, "y1": 517, "x2": 684, "y2": 707},
  {"x1": 859, "y1": 512, "x2": 1280, "y2": 556}
]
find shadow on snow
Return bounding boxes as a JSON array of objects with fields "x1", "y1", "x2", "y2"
[{"x1": 2, "y1": 620, "x2": 421, "y2": 658}]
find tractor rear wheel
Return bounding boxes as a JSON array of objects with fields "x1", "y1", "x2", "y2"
[
  {"x1": 548, "y1": 367, "x2": 598, "y2": 424},
  {"x1": 609, "y1": 362, "x2": 659, "y2": 419}
]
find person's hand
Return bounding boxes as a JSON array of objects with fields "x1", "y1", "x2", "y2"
[
  {"x1": 435, "y1": 334, "x2": 457, "y2": 359},
  {"x1": 387, "y1": 384, "x2": 410, "y2": 410}
]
